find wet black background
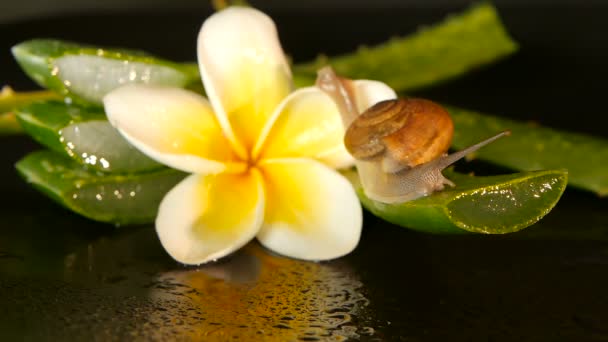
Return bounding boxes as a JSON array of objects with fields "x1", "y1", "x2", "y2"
[{"x1": 1, "y1": 2, "x2": 608, "y2": 341}]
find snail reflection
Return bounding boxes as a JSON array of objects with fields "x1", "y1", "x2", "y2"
[{"x1": 146, "y1": 243, "x2": 372, "y2": 341}]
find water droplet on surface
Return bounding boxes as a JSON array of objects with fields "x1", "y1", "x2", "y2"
[
  {"x1": 99, "y1": 158, "x2": 110, "y2": 169},
  {"x1": 359, "y1": 326, "x2": 375, "y2": 336},
  {"x1": 113, "y1": 190, "x2": 123, "y2": 199}
]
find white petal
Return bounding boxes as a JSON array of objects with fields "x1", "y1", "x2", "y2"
[
  {"x1": 103, "y1": 84, "x2": 244, "y2": 174},
  {"x1": 156, "y1": 170, "x2": 265, "y2": 265},
  {"x1": 198, "y1": 7, "x2": 292, "y2": 152},
  {"x1": 257, "y1": 158, "x2": 362, "y2": 261},
  {"x1": 352, "y1": 79, "x2": 398, "y2": 112},
  {"x1": 254, "y1": 87, "x2": 355, "y2": 169}
]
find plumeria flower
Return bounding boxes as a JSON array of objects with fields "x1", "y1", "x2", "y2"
[{"x1": 103, "y1": 7, "x2": 396, "y2": 265}]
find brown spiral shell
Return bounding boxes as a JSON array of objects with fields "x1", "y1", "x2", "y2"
[{"x1": 344, "y1": 98, "x2": 454, "y2": 168}]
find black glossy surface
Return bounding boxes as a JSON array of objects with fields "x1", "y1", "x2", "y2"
[{"x1": 1, "y1": 4, "x2": 608, "y2": 341}]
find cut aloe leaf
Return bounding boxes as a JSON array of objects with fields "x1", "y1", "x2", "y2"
[
  {"x1": 15, "y1": 100, "x2": 162, "y2": 173},
  {"x1": 11, "y1": 39, "x2": 200, "y2": 104},
  {"x1": 448, "y1": 106, "x2": 608, "y2": 196},
  {"x1": 292, "y1": 2, "x2": 518, "y2": 91},
  {"x1": 16, "y1": 150, "x2": 186, "y2": 225},
  {"x1": 345, "y1": 169, "x2": 568, "y2": 234}
]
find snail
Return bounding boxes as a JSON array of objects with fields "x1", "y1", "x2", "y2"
[
  {"x1": 316, "y1": 66, "x2": 510, "y2": 203},
  {"x1": 344, "y1": 98, "x2": 455, "y2": 174}
]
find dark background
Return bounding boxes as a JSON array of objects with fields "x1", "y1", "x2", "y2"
[
  {"x1": 1, "y1": 0, "x2": 606, "y2": 23},
  {"x1": 1, "y1": 1, "x2": 608, "y2": 341}
]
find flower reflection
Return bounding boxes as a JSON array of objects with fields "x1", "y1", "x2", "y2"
[{"x1": 146, "y1": 243, "x2": 372, "y2": 341}]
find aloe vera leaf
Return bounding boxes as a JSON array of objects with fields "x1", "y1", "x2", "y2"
[
  {"x1": 16, "y1": 150, "x2": 186, "y2": 225},
  {"x1": 292, "y1": 2, "x2": 518, "y2": 91},
  {"x1": 448, "y1": 106, "x2": 608, "y2": 196},
  {"x1": 15, "y1": 100, "x2": 162, "y2": 173},
  {"x1": 345, "y1": 169, "x2": 568, "y2": 234},
  {"x1": 11, "y1": 39, "x2": 200, "y2": 105}
]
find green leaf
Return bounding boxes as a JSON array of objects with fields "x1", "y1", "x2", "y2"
[
  {"x1": 292, "y1": 2, "x2": 518, "y2": 91},
  {"x1": 16, "y1": 150, "x2": 186, "y2": 225},
  {"x1": 11, "y1": 39, "x2": 200, "y2": 105},
  {"x1": 15, "y1": 100, "x2": 162, "y2": 173},
  {"x1": 346, "y1": 169, "x2": 568, "y2": 234},
  {"x1": 448, "y1": 106, "x2": 608, "y2": 196}
]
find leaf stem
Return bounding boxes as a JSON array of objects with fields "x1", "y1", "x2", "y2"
[
  {"x1": 0, "y1": 86, "x2": 60, "y2": 135},
  {"x1": 211, "y1": 0, "x2": 251, "y2": 11}
]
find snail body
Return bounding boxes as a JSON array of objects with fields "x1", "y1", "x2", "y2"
[
  {"x1": 316, "y1": 66, "x2": 509, "y2": 204},
  {"x1": 353, "y1": 130, "x2": 509, "y2": 203}
]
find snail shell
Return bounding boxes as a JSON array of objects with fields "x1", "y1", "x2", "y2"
[{"x1": 344, "y1": 98, "x2": 454, "y2": 173}]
